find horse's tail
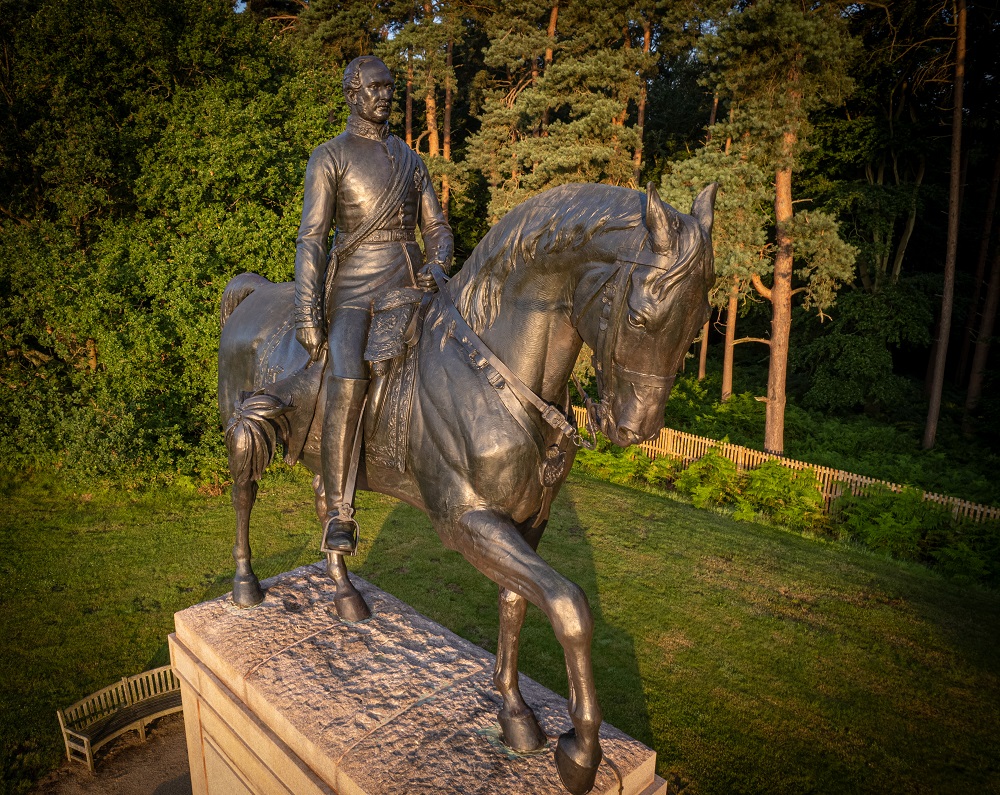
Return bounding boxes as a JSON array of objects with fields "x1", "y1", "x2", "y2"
[{"x1": 220, "y1": 272, "x2": 273, "y2": 329}]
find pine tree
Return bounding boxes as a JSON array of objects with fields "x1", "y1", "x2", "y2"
[
  {"x1": 465, "y1": 0, "x2": 653, "y2": 220},
  {"x1": 923, "y1": 0, "x2": 967, "y2": 450},
  {"x1": 661, "y1": 132, "x2": 773, "y2": 404},
  {"x1": 702, "y1": 0, "x2": 858, "y2": 454}
]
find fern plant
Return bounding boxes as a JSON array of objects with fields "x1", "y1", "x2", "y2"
[
  {"x1": 674, "y1": 448, "x2": 744, "y2": 509},
  {"x1": 734, "y1": 460, "x2": 828, "y2": 533}
]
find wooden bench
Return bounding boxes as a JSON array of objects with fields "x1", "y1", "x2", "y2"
[{"x1": 56, "y1": 665, "x2": 183, "y2": 772}]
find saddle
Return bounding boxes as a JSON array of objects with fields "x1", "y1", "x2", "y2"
[{"x1": 363, "y1": 287, "x2": 433, "y2": 472}]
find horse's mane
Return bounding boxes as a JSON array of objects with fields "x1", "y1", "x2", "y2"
[{"x1": 456, "y1": 184, "x2": 643, "y2": 332}]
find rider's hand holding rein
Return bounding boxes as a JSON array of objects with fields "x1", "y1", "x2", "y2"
[{"x1": 296, "y1": 325, "x2": 326, "y2": 362}]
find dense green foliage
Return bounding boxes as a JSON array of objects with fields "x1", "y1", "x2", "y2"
[
  {"x1": 835, "y1": 485, "x2": 1000, "y2": 584},
  {"x1": 576, "y1": 433, "x2": 999, "y2": 585},
  {"x1": 1, "y1": 0, "x2": 345, "y2": 484},
  {"x1": 673, "y1": 451, "x2": 829, "y2": 537},
  {"x1": 3, "y1": 472, "x2": 999, "y2": 793},
  {"x1": 2, "y1": 0, "x2": 997, "y2": 492},
  {"x1": 659, "y1": 359, "x2": 1000, "y2": 507}
]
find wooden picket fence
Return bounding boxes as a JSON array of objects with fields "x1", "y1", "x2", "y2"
[{"x1": 570, "y1": 406, "x2": 1000, "y2": 523}]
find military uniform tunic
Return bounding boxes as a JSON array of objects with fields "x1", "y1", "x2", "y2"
[{"x1": 294, "y1": 116, "x2": 453, "y2": 379}]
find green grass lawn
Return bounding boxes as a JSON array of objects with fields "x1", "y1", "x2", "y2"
[{"x1": 1, "y1": 467, "x2": 998, "y2": 794}]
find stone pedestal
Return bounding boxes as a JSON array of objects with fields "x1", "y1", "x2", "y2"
[{"x1": 169, "y1": 563, "x2": 666, "y2": 795}]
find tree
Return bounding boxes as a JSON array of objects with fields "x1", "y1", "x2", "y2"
[
  {"x1": 923, "y1": 0, "x2": 967, "y2": 450},
  {"x1": 964, "y1": 222, "x2": 1000, "y2": 431},
  {"x1": 661, "y1": 132, "x2": 773, "y2": 403},
  {"x1": 295, "y1": 0, "x2": 387, "y2": 65},
  {"x1": 0, "y1": 0, "x2": 344, "y2": 482},
  {"x1": 801, "y1": 1, "x2": 959, "y2": 295},
  {"x1": 703, "y1": 0, "x2": 857, "y2": 454},
  {"x1": 465, "y1": 0, "x2": 653, "y2": 220}
]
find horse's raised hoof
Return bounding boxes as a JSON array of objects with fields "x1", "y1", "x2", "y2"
[
  {"x1": 498, "y1": 708, "x2": 546, "y2": 752},
  {"x1": 334, "y1": 592, "x2": 371, "y2": 623},
  {"x1": 232, "y1": 576, "x2": 265, "y2": 608},
  {"x1": 555, "y1": 730, "x2": 602, "y2": 795}
]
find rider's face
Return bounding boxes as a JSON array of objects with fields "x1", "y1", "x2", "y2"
[{"x1": 349, "y1": 62, "x2": 394, "y2": 125}]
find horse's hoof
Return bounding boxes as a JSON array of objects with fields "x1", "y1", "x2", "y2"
[
  {"x1": 334, "y1": 592, "x2": 371, "y2": 622},
  {"x1": 233, "y1": 576, "x2": 265, "y2": 608},
  {"x1": 555, "y1": 730, "x2": 602, "y2": 795},
  {"x1": 499, "y1": 708, "x2": 546, "y2": 752}
]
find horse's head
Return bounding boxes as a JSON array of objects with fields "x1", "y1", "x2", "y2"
[{"x1": 576, "y1": 183, "x2": 716, "y2": 446}]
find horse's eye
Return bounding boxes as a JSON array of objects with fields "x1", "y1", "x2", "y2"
[{"x1": 627, "y1": 311, "x2": 646, "y2": 329}]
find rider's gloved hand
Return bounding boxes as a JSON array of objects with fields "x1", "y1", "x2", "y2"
[
  {"x1": 296, "y1": 325, "x2": 326, "y2": 362},
  {"x1": 416, "y1": 266, "x2": 438, "y2": 292}
]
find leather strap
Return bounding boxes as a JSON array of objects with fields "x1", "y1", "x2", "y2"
[
  {"x1": 349, "y1": 228, "x2": 417, "y2": 244},
  {"x1": 430, "y1": 264, "x2": 584, "y2": 447}
]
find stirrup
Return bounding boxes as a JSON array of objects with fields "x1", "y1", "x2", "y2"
[{"x1": 321, "y1": 507, "x2": 360, "y2": 556}]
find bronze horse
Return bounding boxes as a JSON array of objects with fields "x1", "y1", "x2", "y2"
[{"x1": 218, "y1": 182, "x2": 716, "y2": 794}]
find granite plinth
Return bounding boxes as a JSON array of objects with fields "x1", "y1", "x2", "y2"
[{"x1": 169, "y1": 563, "x2": 665, "y2": 795}]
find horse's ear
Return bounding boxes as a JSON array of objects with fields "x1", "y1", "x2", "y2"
[
  {"x1": 645, "y1": 182, "x2": 682, "y2": 256},
  {"x1": 691, "y1": 183, "x2": 718, "y2": 235}
]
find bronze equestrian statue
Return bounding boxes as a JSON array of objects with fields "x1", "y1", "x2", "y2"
[{"x1": 218, "y1": 54, "x2": 717, "y2": 795}]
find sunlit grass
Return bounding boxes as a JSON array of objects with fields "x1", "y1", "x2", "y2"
[{"x1": 2, "y1": 468, "x2": 998, "y2": 794}]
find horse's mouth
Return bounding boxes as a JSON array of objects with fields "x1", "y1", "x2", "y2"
[
  {"x1": 598, "y1": 404, "x2": 658, "y2": 447},
  {"x1": 599, "y1": 410, "x2": 634, "y2": 447}
]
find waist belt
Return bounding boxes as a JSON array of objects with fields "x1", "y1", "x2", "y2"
[{"x1": 338, "y1": 229, "x2": 417, "y2": 245}]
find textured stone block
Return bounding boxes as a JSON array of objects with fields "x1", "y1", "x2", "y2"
[{"x1": 171, "y1": 563, "x2": 665, "y2": 795}]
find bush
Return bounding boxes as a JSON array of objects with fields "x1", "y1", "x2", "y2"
[
  {"x1": 733, "y1": 460, "x2": 829, "y2": 533},
  {"x1": 674, "y1": 448, "x2": 743, "y2": 509},
  {"x1": 571, "y1": 438, "x2": 999, "y2": 586},
  {"x1": 573, "y1": 438, "x2": 653, "y2": 486},
  {"x1": 833, "y1": 485, "x2": 1000, "y2": 584},
  {"x1": 642, "y1": 455, "x2": 683, "y2": 488}
]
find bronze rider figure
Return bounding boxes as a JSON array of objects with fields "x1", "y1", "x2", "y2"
[{"x1": 294, "y1": 55, "x2": 454, "y2": 555}]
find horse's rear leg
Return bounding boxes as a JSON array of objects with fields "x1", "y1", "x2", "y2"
[
  {"x1": 226, "y1": 393, "x2": 291, "y2": 608},
  {"x1": 495, "y1": 587, "x2": 547, "y2": 751},
  {"x1": 454, "y1": 509, "x2": 602, "y2": 795},
  {"x1": 313, "y1": 475, "x2": 371, "y2": 622},
  {"x1": 231, "y1": 478, "x2": 264, "y2": 607}
]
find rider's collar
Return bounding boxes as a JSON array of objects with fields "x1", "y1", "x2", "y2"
[{"x1": 347, "y1": 116, "x2": 390, "y2": 142}]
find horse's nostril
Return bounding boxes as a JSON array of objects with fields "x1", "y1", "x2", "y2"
[{"x1": 618, "y1": 426, "x2": 640, "y2": 445}]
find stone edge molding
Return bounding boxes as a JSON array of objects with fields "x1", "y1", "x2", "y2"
[{"x1": 169, "y1": 563, "x2": 666, "y2": 795}]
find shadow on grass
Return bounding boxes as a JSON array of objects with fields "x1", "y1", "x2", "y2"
[{"x1": 350, "y1": 488, "x2": 654, "y2": 748}]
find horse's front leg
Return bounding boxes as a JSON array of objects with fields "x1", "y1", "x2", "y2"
[
  {"x1": 312, "y1": 474, "x2": 370, "y2": 622},
  {"x1": 453, "y1": 508, "x2": 602, "y2": 794},
  {"x1": 495, "y1": 587, "x2": 547, "y2": 751}
]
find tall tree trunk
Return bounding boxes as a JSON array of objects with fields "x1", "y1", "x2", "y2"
[
  {"x1": 421, "y1": 2, "x2": 439, "y2": 159},
  {"x1": 698, "y1": 320, "x2": 710, "y2": 380},
  {"x1": 722, "y1": 281, "x2": 738, "y2": 402},
  {"x1": 958, "y1": 147, "x2": 1000, "y2": 380},
  {"x1": 541, "y1": 0, "x2": 558, "y2": 134},
  {"x1": 707, "y1": 92, "x2": 720, "y2": 135},
  {"x1": 545, "y1": 2, "x2": 557, "y2": 66},
  {"x1": 405, "y1": 45, "x2": 414, "y2": 149},
  {"x1": 890, "y1": 156, "x2": 925, "y2": 284},
  {"x1": 765, "y1": 154, "x2": 795, "y2": 455},
  {"x1": 631, "y1": 18, "x2": 651, "y2": 186},
  {"x1": 425, "y1": 83, "x2": 439, "y2": 158},
  {"x1": 923, "y1": 0, "x2": 966, "y2": 450},
  {"x1": 441, "y1": 36, "x2": 453, "y2": 219},
  {"x1": 963, "y1": 244, "x2": 1000, "y2": 431}
]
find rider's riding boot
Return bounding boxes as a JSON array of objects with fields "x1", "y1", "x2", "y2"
[{"x1": 320, "y1": 376, "x2": 369, "y2": 556}]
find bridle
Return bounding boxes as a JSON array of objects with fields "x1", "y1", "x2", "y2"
[
  {"x1": 430, "y1": 222, "x2": 694, "y2": 451},
  {"x1": 569, "y1": 230, "x2": 684, "y2": 444}
]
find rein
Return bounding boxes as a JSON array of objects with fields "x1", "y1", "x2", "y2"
[{"x1": 430, "y1": 264, "x2": 590, "y2": 449}]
